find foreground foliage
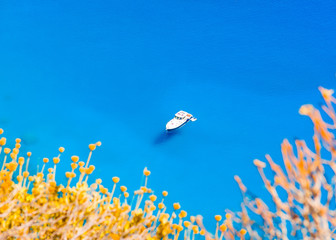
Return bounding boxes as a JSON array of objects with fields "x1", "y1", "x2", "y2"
[
  {"x1": 0, "y1": 138, "x2": 216, "y2": 239},
  {"x1": 202, "y1": 87, "x2": 336, "y2": 240}
]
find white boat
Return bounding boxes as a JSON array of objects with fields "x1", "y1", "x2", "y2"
[{"x1": 166, "y1": 110, "x2": 197, "y2": 131}]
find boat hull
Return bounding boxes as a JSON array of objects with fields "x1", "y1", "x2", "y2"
[{"x1": 166, "y1": 119, "x2": 190, "y2": 131}]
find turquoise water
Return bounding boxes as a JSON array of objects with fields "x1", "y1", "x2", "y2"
[{"x1": 1, "y1": 0, "x2": 336, "y2": 228}]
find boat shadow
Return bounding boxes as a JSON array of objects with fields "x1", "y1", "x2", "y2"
[{"x1": 153, "y1": 130, "x2": 180, "y2": 145}]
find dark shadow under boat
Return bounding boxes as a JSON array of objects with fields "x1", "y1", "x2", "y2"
[{"x1": 153, "y1": 130, "x2": 180, "y2": 145}]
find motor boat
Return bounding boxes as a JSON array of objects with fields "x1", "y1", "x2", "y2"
[{"x1": 166, "y1": 110, "x2": 197, "y2": 131}]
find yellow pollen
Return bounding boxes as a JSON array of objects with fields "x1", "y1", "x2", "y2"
[
  {"x1": 100, "y1": 187, "x2": 108, "y2": 195},
  {"x1": 112, "y1": 176, "x2": 120, "y2": 183},
  {"x1": 219, "y1": 224, "x2": 227, "y2": 232},
  {"x1": 143, "y1": 167, "x2": 151, "y2": 176},
  {"x1": 71, "y1": 156, "x2": 79, "y2": 162},
  {"x1": 85, "y1": 167, "x2": 93, "y2": 175},
  {"x1": 16, "y1": 175, "x2": 23, "y2": 182},
  {"x1": 173, "y1": 203, "x2": 181, "y2": 210},
  {"x1": 89, "y1": 144, "x2": 96, "y2": 151},
  {"x1": 36, "y1": 173, "x2": 43, "y2": 179},
  {"x1": 149, "y1": 195, "x2": 157, "y2": 202},
  {"x1": 0, "y1": 137, "x2": 6, "y2": 146},
  {"x1": 158, "y1": 203, "x2": 165, "y2": 209},
  {"x1": 7, "y1": 162, "x2": 18, "y2": 172},
  {"x1": 180, "y1": 210, "x2": 187, "y2": 218},
  {"x1": 4, "y1": 148, "x2": 10, "y2": 154},
  {"x1": 192, "y1": 225, "x2": 199, "y2": 233},
  {"x1": 71, "y1": 163, "x2": 78, "y2": 169},
  {"x1": 240, "y1": 229, "x2": 247, "y2": 235},
  {"x1": 53, "y1": 157, "x2": 60, "y2": 164},
  {"x1": 18, "y1": 157, "x2": 24, "y2": 165},
  {"x1": 183, "y1": 221, "x2": 191, "y2": 228},
  {"x1": 13, "y1": 148, "x2": 19, "y2": 155},
  {"x1": 215, "y1": 215, "x2": 222, "y2": 221},
  {"x1": 190, "y1": 217, "x2": 196, "y2": 223}
]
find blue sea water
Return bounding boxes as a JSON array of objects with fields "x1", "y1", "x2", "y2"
[{"x1": 0, "y1": 0, "x2": 336, "y2": 230}]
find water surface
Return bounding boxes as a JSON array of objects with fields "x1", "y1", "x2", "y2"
[{"x1": 0, "y1": 0, "x2": 336, "y2": 227}]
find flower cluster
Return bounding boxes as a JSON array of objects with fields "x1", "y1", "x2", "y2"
[
  {"x1": 0, "y1": 136, "x2": 210, "y2": 239},
  {"x1": 219, "y1": 87, "x2": 336, "y2": 239}
]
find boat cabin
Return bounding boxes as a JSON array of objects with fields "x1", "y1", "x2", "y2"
[{"x1": 174, "y1": 111, "x2": 187, "y2": 120}]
